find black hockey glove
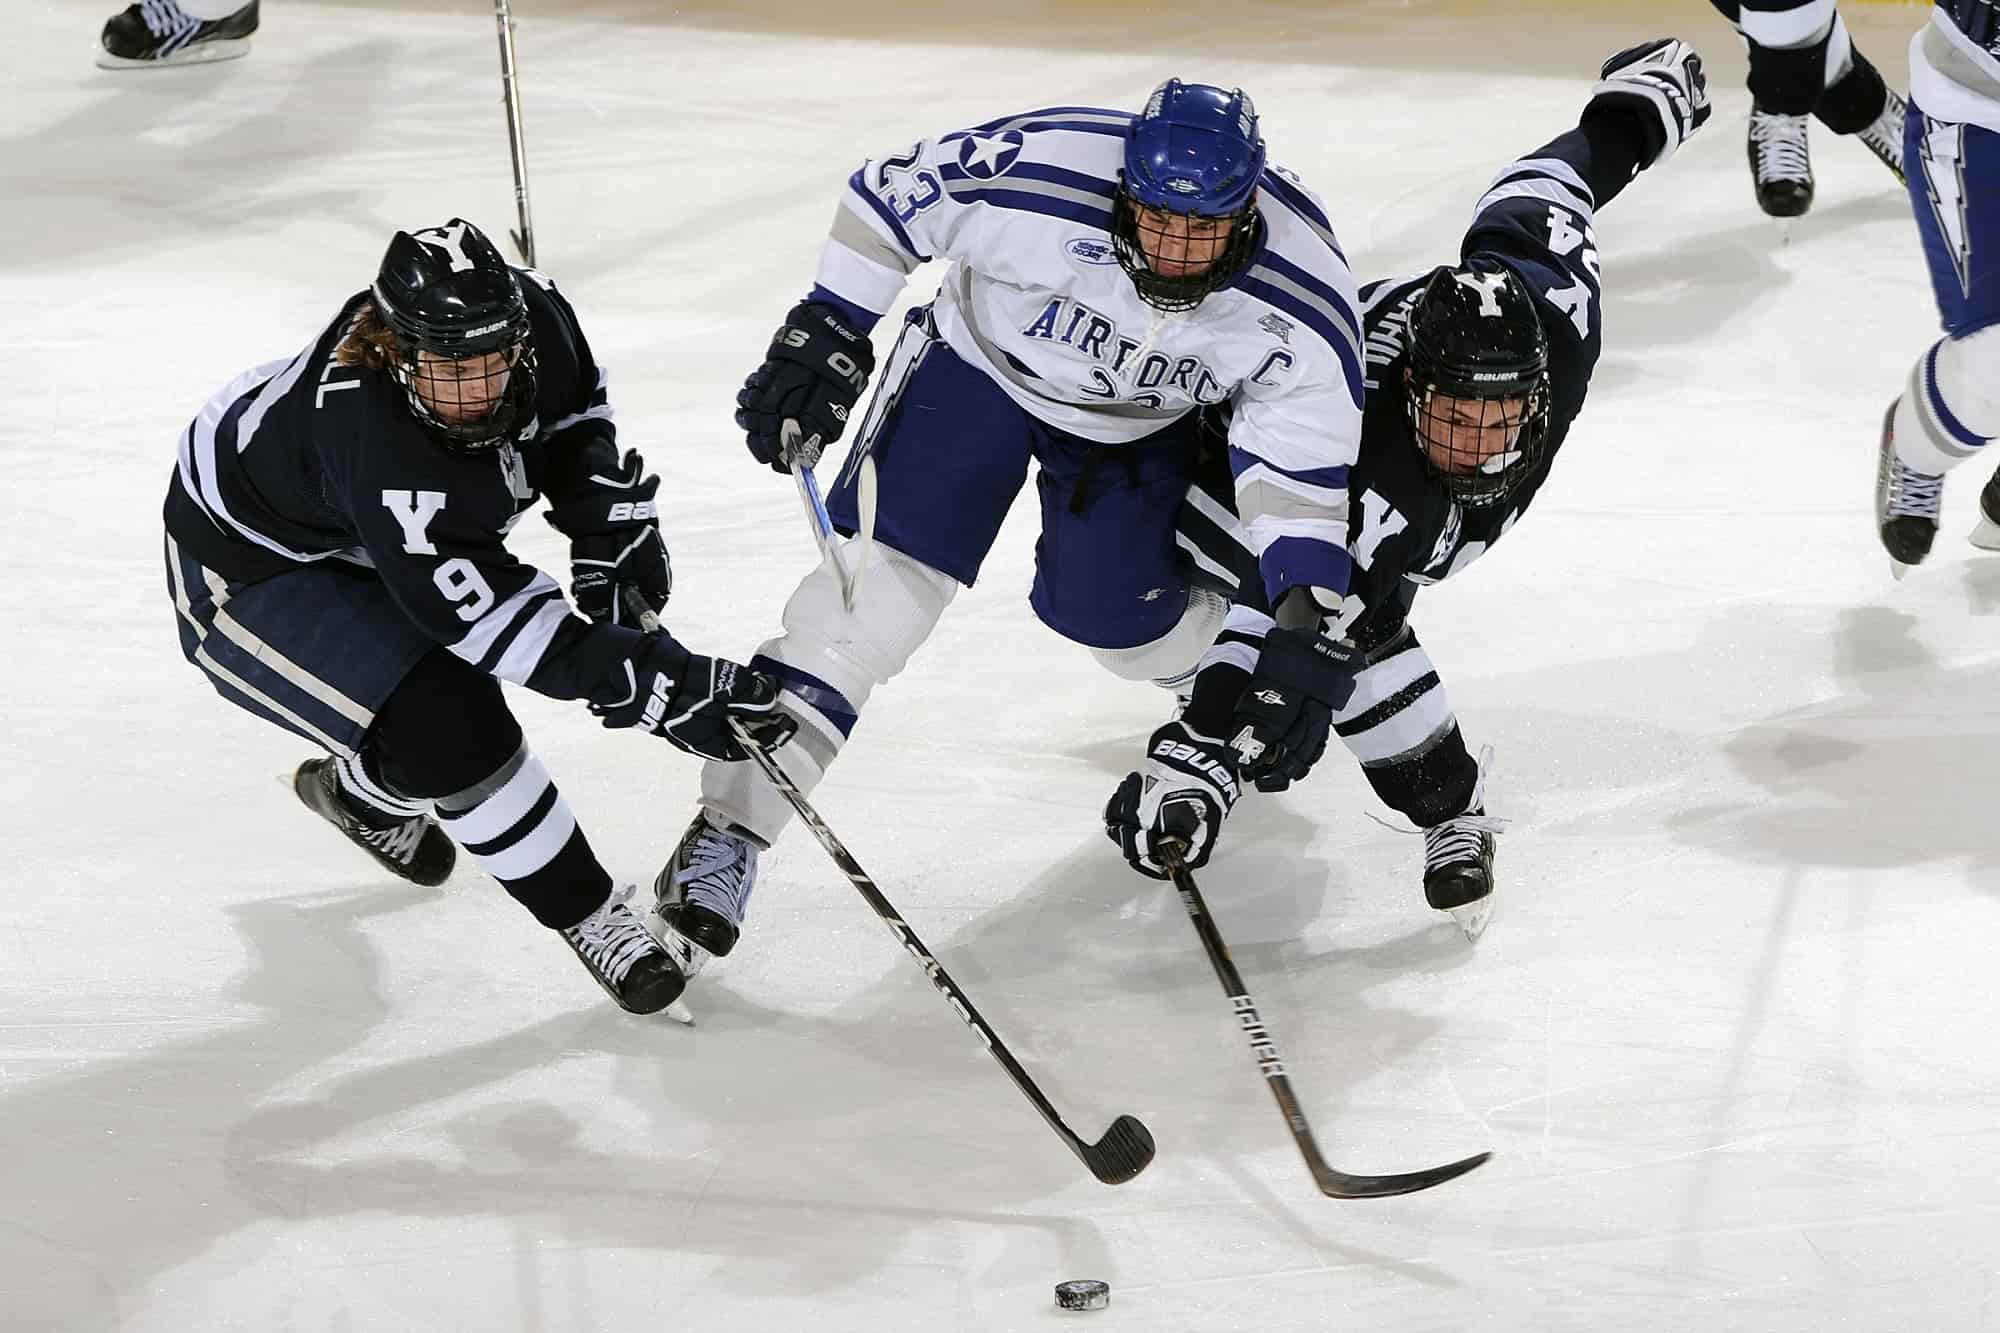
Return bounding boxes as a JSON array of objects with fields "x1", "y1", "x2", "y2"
[
  {"x1": 1588, "y1": 38, "x2": 1710, "y2": 169},
  {"x1": 546, "y1": 449, "x2": 673, "y2": 627},
  {"x1": 1228, "y1": 627, "x2": 1362, "y2": 794},
  {"x1": 589, "y1": 633, "x2": 795, "y2": 761},
  {"x1": 1104, "y1": 721, "x2": 1242, "y2": 880},
  {"x1": 736, "y1": 301, "x2": 876, "y2": 473}
]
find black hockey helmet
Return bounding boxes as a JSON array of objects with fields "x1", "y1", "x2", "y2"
[
  {"x1": 1403, "y1": 262, "x2": 1551, "y2": 508},
  {"x1": 371, "y1": 219, "x2": 537, "y2": 452}
]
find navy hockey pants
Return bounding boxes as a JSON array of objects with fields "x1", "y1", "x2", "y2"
[
  {"x1": 1908, "y1": 102, "x2": 2000, "y2": 339},
  {"x1": 822, "y1": 316, "x2": 1245, "y2": 651},
  {"x1": 164, "y1": 533, "x2": 433, "y2": 756}
]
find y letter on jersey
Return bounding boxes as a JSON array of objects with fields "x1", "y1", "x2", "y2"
[
  {"x1": 381, "y1": 489, "x2": 448, "y2": 554},
  {"x1": 1352, "y1": 487, "x2": 1410, "y2": 571}
]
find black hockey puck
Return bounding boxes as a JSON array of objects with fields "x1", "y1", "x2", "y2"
[{"x1": 1055, "y1": 1279, "x2": 1111, "y2": 1311}]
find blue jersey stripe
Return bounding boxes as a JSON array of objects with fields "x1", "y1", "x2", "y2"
[
  {"x1": 1259, "y1": 535, "x2": 1353, "y2": 599},
  {"x1": 943, "y1": 119, "x2": 1131, "y2": 143},
  {"x1": 953, "y1": 105, "x2": 1134, "y2": 136},
  {"x1": 1253, "y1": 249, "x2": 1360, "y2": 345},
  {"x1": 1233, "y1": 274, "x2": 1365, "y2": 408},
  {"x1": 846, "y1": 169, "x2": 930, "y2": 263},
  {"x1": 1259, "y1": 171, "x2": 1338, "y2": 239},
  {"x1": 806, "y1": 284, "x2": 885, "y2": 335},
  {"x1": 939, "y1": 158, "x2": 1117, "y2": 199},
  {"x1": 946, "y1": 187, "x2": 1115, "y2": 231},
  {"x1": 1227, "y1": 447, "x2": 1350, "y2": 493}
]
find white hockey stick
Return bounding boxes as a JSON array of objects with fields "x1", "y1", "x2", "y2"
[{"x1": 782, "y1": 419, "x2": 875, "y2": 612}]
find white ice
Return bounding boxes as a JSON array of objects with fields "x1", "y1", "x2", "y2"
[{"x1": 5, "y1": 1, "x2": 1995, "y2": 1330}]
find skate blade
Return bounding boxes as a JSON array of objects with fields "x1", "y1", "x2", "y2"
[
  {"x1": 663, "y1": 999, "x2": 695, "y2": 1026},
  {"x1": 1888, "y1": 559, "x2": 1914, "y2": 582},
  {"x1": 95, "y1": 38, "x2": 251, "y2": 69},
  {"x1": 646, "y1": 910, "x2": 715, "y2": 980},
  {"x1": 1447, "y1": 898, "x2": 1493, "y2": 942},
  {"x1": 1969, "y1": 517, "x2": 2000, "y2": 551}
]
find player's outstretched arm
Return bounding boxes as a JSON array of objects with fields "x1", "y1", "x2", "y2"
[{"x1": 1590, "y1": 38, "x2": 1711, "y2": 173}]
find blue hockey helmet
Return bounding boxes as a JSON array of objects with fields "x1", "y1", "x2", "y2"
[
  {"x1": 1122, "y1": 79, "x2": 1265, "y2": 215},
  {"x1": 1113, "y1": 80, "x2": 1266, "y2": 311}
]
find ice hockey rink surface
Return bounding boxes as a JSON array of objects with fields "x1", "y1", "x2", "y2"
[{"x1": 5, "y1": 1, "x2": 1995, "y2": 1329}]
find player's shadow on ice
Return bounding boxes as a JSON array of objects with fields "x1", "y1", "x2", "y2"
[
  {"x1": 0, "y1": 882, "x2": 430, "y2": 1333},
  {"x1": 1604, "y1": 190, "x2": 1915, "y2": 356},
  {"x1": 196, "y1": 733, "x2": 1482, "y2": 1303},
  {"x1": 1668, "y1": 605, "x2": 2000, "y2": 889}
]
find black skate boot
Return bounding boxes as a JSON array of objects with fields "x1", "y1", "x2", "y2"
[
  {"x1": 650, "y1": 814, "x2": 760, "y2": 979},
  {"x1": 98, "y1": 0, "x2": 258, "y2": 69},
  {"x1": 1875, "y1": 400, "x2": 1942, "y2": 576},
  {"x1": 1419, "y1": 751, "x2": 1504, "y2": 942},
  {"x1": 1748, "y1": 108, "x2": 1814, "y2": 218},
  {"x1": 1855, "y1": 88, "x2": 1907, "y2": 185},
  {"x1": 1972, "y1": 462, "x2": 2000, "y2": 552},
  {"x1": 1422, "y1": 815, "x2": 1502, "y2": 942},
  {"x1": 293, "y1": 757, "x2": 455, "y2": 887},
  {"x1": 560, "y1": 885, "x2": 687, "y2": 1015}
]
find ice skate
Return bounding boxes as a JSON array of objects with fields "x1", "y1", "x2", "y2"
[
  {"x1": 97, "y1": 0, "x2": 258, "y2": 68},
  {"x1": 651, "y1": 814, "x2": 760, "y2": 980},
  {"x1": 1422, "y1": 812, "x2": 1504, "y2": 942},
  {"x1": 293, "y1": 756, "x2": 455, "y2": 887},
  {"x1": 1972, "y1": 463, "x2": 2000, "y2": 551},
  {"x1": 1748, "y1": 108, "x2": 1814, "y2": 219},
  {"x1": 1855, "y1": 88, "x2": 1907, "y2": 185},
  {"x1": 1875, "y1": 400, "x2": 1942, "y2": 576},
  {"x1": 560, "y1": 884, "x2": 689, "y2": 1016},
  {"x1": 1419, "y1": 751, "x2": 1504, "y2": 942}
]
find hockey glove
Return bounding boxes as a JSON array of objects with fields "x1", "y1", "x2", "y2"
[
  {"x1": 1588, "y1": 38, "x2": 1710, "y2": 169},
  {"x1": 1104, "y1": 721, "x2": 1242, "y2": 880},
  {"x1": 1229, "y1": 626, "x2": 1362, "y2": 794},
  {"x1": 589, "y1": 633, "x2": 795, "y2": 761},
  {"x1": 546, "y1": 449, "x2": 674, "y2": 627},
  {"x1": 736, "y1": 301, "x2": 876, "y2": 473}
]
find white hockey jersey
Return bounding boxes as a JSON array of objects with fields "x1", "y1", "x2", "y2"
[
  {"x1": 1913, "y1": 1, "x2": 2000, "y2": 134},
  {"x1": 811, "y1": 104, "x2": 1367, "y2": 605}
]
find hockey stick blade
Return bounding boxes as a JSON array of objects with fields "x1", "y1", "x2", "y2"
[
  {"x1": 728, "y1": 717, "x2": 1156, "y2": 1186},
  {"x1": 1306, "y1": 1149, "x2": 1491, "y2": 1200},
  {"x1": 1084, "y1": 1113, "x2": 1156, "y2": 1185},
  {"x1": 1160, "y1": 843, "x2": 1488, "y2": 1200}
]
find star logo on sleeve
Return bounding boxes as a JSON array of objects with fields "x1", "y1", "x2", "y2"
[{"x1": 956, "y1": 130, "x2": 1025, "y2": 180}]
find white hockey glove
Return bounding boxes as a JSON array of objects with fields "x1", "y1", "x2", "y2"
[
  {"x1": 1589, "y1": 38, "x2": 1711, "y2": 168},
  {"x1": 1104, "y1": 722, "x2": 1242, "y2": 880}
]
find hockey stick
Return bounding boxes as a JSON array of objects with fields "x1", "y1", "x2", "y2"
[
  {"x1": 492, "y1": 0, "x2": 536, "y2": 266},
  {"x1": 782, "y1": 419, "x2": 872, "y2": 613},
  {"x1": 1159, "y1": 842, "x2": 1490, "y2": 1199},
  {"x1": 727, "y1": 716, "x2": 1157, "y2": 1186}
]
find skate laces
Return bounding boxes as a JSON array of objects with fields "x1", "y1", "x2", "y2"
[
  {"x1": 357, "y1": 818, "x2": 426, "y2": 864},
  {"x1": 1749, "y1": 112, "x2": 1811, "y2": 183},
  {"x1": 564, "y1": 884, "x2": 659, "y2": 984},
  {"x1": 1365, "y1": 744, "x2": 1507, "y2": 868},
  {"x1": 1859, "y1": 93, "x2": 1906, "y2": 175},
  {"x1": 1422, "y1": 814, "x2": 1506, "y2": 873},
  {"x1": 139, "y1": 0, "x2": 194, "y2": 37},
  {"x1": 675, "y1": 824, "x2": 756, "y2": 926},
  {"x1": 1884, "y1": 458, "x2": 1944, "y2": 518}
]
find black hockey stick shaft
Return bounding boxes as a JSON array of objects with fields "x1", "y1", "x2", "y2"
[
  {"x1": 1160, "y1": 844, "x2": 1489, "y2": 1199},
  {"x1": 492, "y1": 0, "x2": 536, "y2": 266},
  {"x1": 726, "y1": 717, "x2": 1156, "y2": 1186}
]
